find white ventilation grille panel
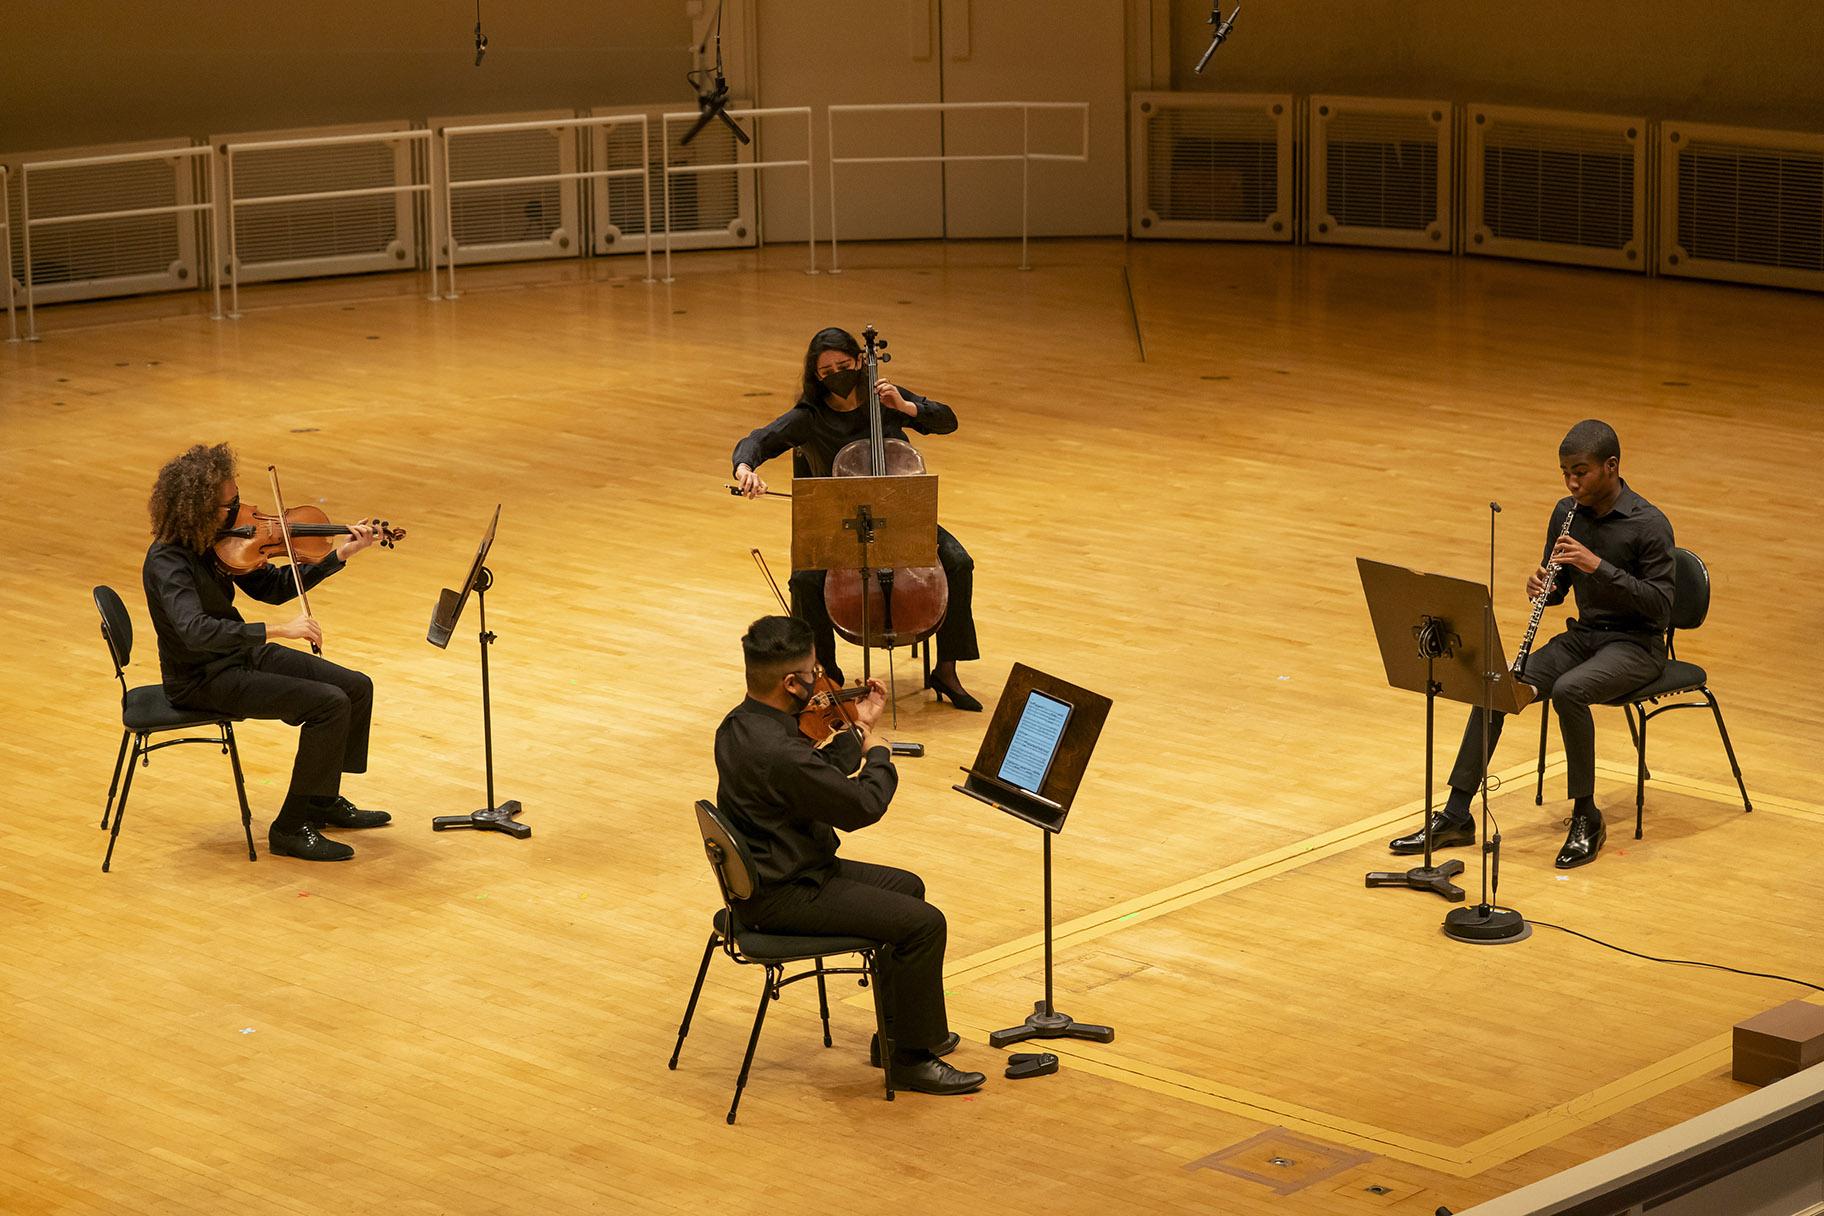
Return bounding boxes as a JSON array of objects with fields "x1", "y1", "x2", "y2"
[
  {"x1": 3, "y1": 140, "x2": 198, "y2": 304},
  {"x1": 434, "y1": 111, "x2": 579, "y2": 266},
  {"x1": 1661, "y1": 122, "x2": 1824, "y2": 292},
  {"x1": 217, "y1": 123, "x2": 417, "y2": 283},
  {"x1": 1130, "y1": 93, "x2": 1293, "y2": 240},
  {"x1": 588, "y1": 104, "x2": 754, "y2": 254},
  {"x1": 1465, "y1": 106, "x2": 1646, "y2": 271},
  {"x1": 1309, "y1": 97, "x2": 1450, "y2": 251}
]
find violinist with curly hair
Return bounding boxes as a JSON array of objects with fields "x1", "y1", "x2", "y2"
[{"x1": 142, "y1": 443, "x2": 388, "y2": 861}]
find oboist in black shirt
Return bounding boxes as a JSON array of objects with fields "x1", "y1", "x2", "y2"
[
  {"x1": 1389, "y1": 420, "x2": 1675, "y2": 868},
  {"x1": 732, "y1": 326, "x2": 984, "y2": 711},
  {"x1": 713, "y1": 615, "x2": 986, "y2": 1096},
  {"x1": 141, "y1": 443, "x2": 390, "y2": 862}
]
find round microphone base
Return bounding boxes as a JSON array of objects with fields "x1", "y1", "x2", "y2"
[{"x1": 1442, "y1": 904, "x2": 1530, "y2": 945}]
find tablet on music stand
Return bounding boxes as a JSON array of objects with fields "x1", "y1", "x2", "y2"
[{"x1": 428, "y1": 504, "x2": 499, "y2": 649}]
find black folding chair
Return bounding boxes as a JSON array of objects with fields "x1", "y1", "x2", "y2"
[
  {"x1": 669, "y1": 799, "x2": 895, "y2": 1123},
  {"x1": 1534, "y1": 548, "x2": 1751, "y2": 838},
  {"x1": 93, "y1": 586, "x2": 257, "y2": 872}
]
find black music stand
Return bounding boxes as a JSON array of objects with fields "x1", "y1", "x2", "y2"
[
  {"x1": 426, "y1": 506, "x2": 528, "y2": 840},
  {"x1": 953, "y1": 663, "x2": 1115, "y2": 1050},
  {"x1": 792, "y1": 473, "x2": 938, "y2": 738},
  {"x1": 1358, "y1": 558, "x2": 1526, "y2": 905}
]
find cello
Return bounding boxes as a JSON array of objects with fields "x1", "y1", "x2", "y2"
[{"x1": 822, "y1": 325, "x2": 948, "y2": 659}]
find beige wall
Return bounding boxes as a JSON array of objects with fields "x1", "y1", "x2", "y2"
[
  {"x1": 0, "y1": 1, "x2": 695, "y2": 152},
  {"x1": 1170, "y1": 0, "x2": 1824, "y2": 131}
]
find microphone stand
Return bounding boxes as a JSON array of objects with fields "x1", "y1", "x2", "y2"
[
  {"x1": 1194, "y1": 4, "x2": 1240, "y2": 75},
  {"x1": 681, "y1": 0, "x2": 750, "y2": 147},
  {"x1": 1443, "y1": 502, "x2": 1529, "y2": 944}
]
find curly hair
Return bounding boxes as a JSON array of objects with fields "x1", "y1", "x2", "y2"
[{"x1": 149, "y1": 443, "x2": 237, "y2": 551}]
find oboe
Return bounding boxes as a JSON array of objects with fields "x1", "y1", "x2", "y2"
[{"x1": 1512, "y1": 505, "x2": 1577, "y2": 681}]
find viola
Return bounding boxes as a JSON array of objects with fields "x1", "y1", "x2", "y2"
[
  {"x1": 823, "y1": 325, "x2": 947, "y2": 651},
  {"x1": 215, "y1": 503, "x2": 405, "y2": 575}
]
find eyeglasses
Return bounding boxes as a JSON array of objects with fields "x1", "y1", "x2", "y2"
[{"x1": 786, "y1": 665, "x2": 824, "y2": 685}]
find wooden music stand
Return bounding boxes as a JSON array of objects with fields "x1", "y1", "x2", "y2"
[
  {"x1": 1358, "y1": 558, "x2": 1526, "y2": 905},
  {"x1": 791, "y1": 473, "x2": 939, "y2": 705},
  {"x1": 953, "y1": 663, "x2": 1115, "y2": 1051}
]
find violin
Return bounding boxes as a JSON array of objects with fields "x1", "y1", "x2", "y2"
[
  {"x1": 824, "y1": 326, "x2": 948, "y2": 651},
  {"x1": 215, "y1": 465, "x2": 405, "y2": 657},
  {"x1": 214, "y1": 503, "x2": 405, "y2": 575},
  {"x1": 751, "y1": 548, "x2": 875, "y2": 744}
]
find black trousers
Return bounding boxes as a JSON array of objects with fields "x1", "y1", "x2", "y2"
[
  {"x1": 736, "y1": 859, "x2": 950, "y2": 1051},
  {"x1": 1449, "y1": 626, "x2": 1662, "y2": 802},
  {"x1": 175, "y1": 644, "x2": 372, "y2": 824},
  {"x1": 788, "y1": 525, "x2": 978, "y2": 680}
]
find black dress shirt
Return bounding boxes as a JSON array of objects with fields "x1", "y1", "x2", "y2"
[
  {"x1": 731, "y1": 389, "x2": 957, "y2": 478},
  {"x1": 1543, "y1": 481, "x2": 1675, "y2": 651},
  {"x1": 712, "y1": 698, "x2": 897, "y2": 889},
  {"x1": 142, "y1": 543, "x2": 344, "y2": 697}
]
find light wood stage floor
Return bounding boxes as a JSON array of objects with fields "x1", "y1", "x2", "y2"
[{"x1": 3, "y1": 239, "x2": 1821, "y2": 1215}]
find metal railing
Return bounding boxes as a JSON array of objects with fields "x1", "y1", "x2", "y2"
[
  {"x1": 659, "y1": 105, "x2": 816, "y2": 281},
  {"x1": 2, "y1": 166, "x2": 15, "y2": 341},
  {"x1": 440, "y1": 113, "x2": 655, "y2": 296},
  {"x1": 826, "y1": 101, "x2": 1090, "y2": 271},
  {"x1": 221, "y1": 128, "x2": 440, "y2": 316},
  {"x1": 20, "y1": 144, "x2": 221, "y2": 340}
]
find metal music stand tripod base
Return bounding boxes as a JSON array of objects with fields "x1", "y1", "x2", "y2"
[
  {"x1": 991, "y1": 1001, "x2": 1115, "y2": 1049},
  {"x1": 432, "y1": 801, "x2": 530, "y2": 838}
]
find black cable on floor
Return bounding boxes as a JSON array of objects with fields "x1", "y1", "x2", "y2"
[{"x1": 1528, "y1": 919, "x2": 1824, "y2": 993}]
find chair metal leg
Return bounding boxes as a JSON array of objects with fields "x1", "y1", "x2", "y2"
[
  {"x1": 223, "y1": 723, "x2": 257, "y2": 861},
  {"x1": 670, "y1": 932, "x2": 720, "y2": 1070},
  {"x1": 101, "y1": 728, "x2": 131, "y2": 829},
  {"x1": 1534, "y1": 695, "x2": 1550, "y2": 805},
  {"x1": 728, "y1": 966, "x2": 779, "y2": 1125},
  {"x1": 814, "y1": 958, "x2": 833, "y2": 1048},
  {"x1": 1704, "y1": 687, "x2": 1753, "y2": 814},
  {"x1": 1633, "y1": 704, "x2": 1649, "y2": 840},
  {"x1": 867, "y1": 949, "x2": 895, "y2": 1102},
  {"x1": 1623, "y1": 701, "x2": 1651, "y2": 782},
  {"x1": 102, "y1": 734, "x2": 145, "y2": 872}
]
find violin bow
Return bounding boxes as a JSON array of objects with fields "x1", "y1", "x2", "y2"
[
  {"x1": 267, "y1": 464, "x2": 322, "y2": 656},
  {"x1": 750, "y1": 548, "x2": 791, "y2": 614},
  {"x1": 751, "y1": 547, "x2": 864, "y2": 733}
]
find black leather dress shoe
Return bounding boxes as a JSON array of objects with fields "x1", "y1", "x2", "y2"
[
  {"x1": 308, "y1": 797, "x2": 391, "y2": 830},
  {"x1": 268, "y1": 822, "x2": 355, "y2": 861},
  {"x1": 927, "y1": 671, "x2": 983, "y2": 712},
  {"x1": 1554, "y1": 811, "x2": 1606, "y2": 869},
  {"x1": 1388, "y1": 813, "x2": 1475, "y2": 855},
  {"x1": 890, "y1": 1056, "x2": 986, "y2": 1096},
  {"x1": 870, "y1": 1030, "x2": 959, "y2": 1068}
]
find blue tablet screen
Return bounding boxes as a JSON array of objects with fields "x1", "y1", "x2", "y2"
[{"x1": 997, "y1": 691, "x2": 1072, "y2": 794}]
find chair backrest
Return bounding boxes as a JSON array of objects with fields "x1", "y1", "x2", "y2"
[
  {"x1": 1669, "y1": 548, "x2": 1710, "y2": 633},
  {"x1": 93, "y1": 585, "x2": 133, "y2": 679},
  {"x1": 695, "y1": 799, "x2": 759, "y2": 908}
]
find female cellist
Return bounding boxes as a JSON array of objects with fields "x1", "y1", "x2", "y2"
[
  {"x1": 732, "y1": 327, "x2": 983, "y2": 711},
  {"x1": 141, "y1": 442, "x2": 390, "y2": 862}
]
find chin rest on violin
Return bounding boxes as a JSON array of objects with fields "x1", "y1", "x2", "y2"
[{"x1": 214, "y1": 503, "x2": 405, "y2": 574}]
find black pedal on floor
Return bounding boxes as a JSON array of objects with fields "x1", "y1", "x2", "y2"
[{"x1": 1005, "y1": 1052, "x2": 1058, "y2": 1079}]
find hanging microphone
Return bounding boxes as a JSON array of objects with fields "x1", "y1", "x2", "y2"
[
  {"x1": 473, "y1": 23, "x2": 488, "y2": 66},
  {"x1": 1194, "y1": 4, "x2": 1240, "y2": 75}
]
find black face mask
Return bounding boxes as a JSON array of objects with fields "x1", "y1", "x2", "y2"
[
  {"x1": 785, "y1": 674, "x2": 815, "y2": 714},
  {"x1": 222, "y1": 496, "x2": 241, "y2": 526},
  {"x1": 819, "y1": 367, "x2": 863, "y2": 400}
]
